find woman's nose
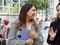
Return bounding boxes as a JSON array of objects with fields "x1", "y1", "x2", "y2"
[
  {"x1": 35, "y1": 11, "x2": 37, "y2": 14},
  {"x1": 58, "y1": 11, "x2": 60, "y2": 13}
]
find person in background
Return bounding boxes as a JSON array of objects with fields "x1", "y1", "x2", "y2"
[
  {"x1": 0, "y1": 19, "x2": 11, "y2": 38},
  {"x1": 8, "y1": 3, "x2": 44, "y2": 45},
  {"x1": 0, "y1": 18, "x2": 3, "y2": 25},
  {"x1": 39, "y1": 19, "x2": 45, "y2": 30},
  {"x1": 47, "y1": 3, "x2": 60, "y2": 45},
  {"x1": 44, "y1": 18, "x2": 50, "y2": 30},
  {"x1": 0, "y1": 18, "x2": 4, "y2": 31}
]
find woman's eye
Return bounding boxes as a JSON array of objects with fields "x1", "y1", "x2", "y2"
[
  {"x1": 57, "y1": 9, "x2": 59, "y2": 12},
  {"x1": 33, "y1": 9, "x2": 36, "y2": 11}
]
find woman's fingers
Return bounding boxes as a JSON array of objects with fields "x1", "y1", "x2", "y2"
[
  {"x1": 26, "y1": 30, "x2": 32, "y2": 35},
  {"x1": 48, "y1": 27, "x2": 53, "y2": 33},
  {"x1": 55, "y1": 30, "x2": 57, "y2": 33},
  {"x1": 26, "y1": 30, "x2": 35, "y2": 36},
  {"x1": 48, "y1": 27, "x2": 54, "y2": 35},
  {"x1": 48, "y1": 27, "x2": 57, "y2": 39},
  {"x1": 48, "y1": 28, "x2": 51, "y2": 34},
  {"x1": 27, "y1": 30, "x2": 31, "y2": 33},
  {"x1": 50, "y1": 27, "x2": 54, "y2": 32},
  {"x1": 49, "y1": 27, "x2": 57, "y2": 35}
]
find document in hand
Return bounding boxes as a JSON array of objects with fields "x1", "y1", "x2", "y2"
[{"x1": 18, "y1": 28, "x2": 31, "y2": 40}]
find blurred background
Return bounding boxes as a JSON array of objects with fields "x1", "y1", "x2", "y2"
[
  {"x1": 0, "y1": 0, "x2": 60, "y2": 45},
  {"x1": 0, "y1": 0, "x2": 59, "y2": 22}
]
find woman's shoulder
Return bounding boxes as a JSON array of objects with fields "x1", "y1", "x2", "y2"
[
  {"x1": 51, "y1": 21, "x2": 57, "y2": 25},
  {"x1": 51, "y1": 21, "x2": 57, "y2": 24},
  {"x1": 50, "y1": 21, "x2": 58, "y2": 27}
]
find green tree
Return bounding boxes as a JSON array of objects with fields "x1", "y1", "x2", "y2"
[
  {"x1": 24, "y1": 0, "x2": 49, "y2": 10},
  {"x1": 24, "y1": 0, "x2": 49, "y2": 19},
  {"x1": 4, "y1": 0, "x2": 6, "y2": 6},
  {"x1": 4, "y1": 1, "x2": 10, "y2": 13},
  {"x1": 43, "y1": 0, "x2": 49, "y2": 19},
  {"x1": 4, "y1": 7, "x2": 10, "y2": 13},
  {"x1": 13, "y1": 3, "x2": 18, "y2": 13},
  {"x1": 25, "y1": 0, "x2": 41, "y2": 10}
]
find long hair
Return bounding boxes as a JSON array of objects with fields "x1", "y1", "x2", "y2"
[
  {"x1": 55, "y1": 3, "x2": 60, "y2": 21},
  {"x1": 15, "y1": 3, "x2": 39, "y2": 32}
]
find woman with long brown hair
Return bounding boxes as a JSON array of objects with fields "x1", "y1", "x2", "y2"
[{"x1": 8, "y1": 3, "x2": 44, "y2": 45}]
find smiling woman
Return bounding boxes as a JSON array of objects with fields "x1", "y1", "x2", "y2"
[
  {"x1": 8, "y1": 3, "x2": 44, "y2": 45},
  {"x1": 47, "y1": 3, "x2": 60, "y2": 45}
]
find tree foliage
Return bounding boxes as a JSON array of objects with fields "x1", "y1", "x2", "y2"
[
  {"x1": 4, "y1": 0, "x2": 6, "y2": 6},
  {"x1": 24, "y1": 0, "x2": 49, "y2": 10},
  {"x1": 13, "y1": 3, "x2": 18, "y2": 13}
]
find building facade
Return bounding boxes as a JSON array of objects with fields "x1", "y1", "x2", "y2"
[
  {"x1": 0, "y1": 0, "x2": 21, "y2": 14},
  {"x1": 49, "y1": 0, "x2": 59, "y2": 18},
  {"x1": 0, "y1": 0, "x2": 59, "y2": 22}
]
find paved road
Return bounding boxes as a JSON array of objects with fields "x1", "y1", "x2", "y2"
[{"x1": 41, "y1": 29, "x2": 49, "y2": 45}]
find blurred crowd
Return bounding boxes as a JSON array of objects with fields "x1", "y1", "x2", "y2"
[
  {"x1": 0, "y1": 16, "x2": 56, "y2": 45},
  {"x1": 0, "y1": 17, "x2": 56, "y2": 38},
  {"x1": 35, "y1": 17, "x2": 56, "y2": 30}
]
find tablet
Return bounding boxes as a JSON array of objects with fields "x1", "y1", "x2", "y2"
[{"x1": 18, "y1": 28, "x2": 31, "y2": 40}]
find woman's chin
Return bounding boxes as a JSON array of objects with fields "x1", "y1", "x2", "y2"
[{"x1": 58, "y1": 16, "x2": 60, "y2": 18}]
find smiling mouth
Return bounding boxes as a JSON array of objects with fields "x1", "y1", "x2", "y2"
[
  {"x1": 58, "y1": 15, "x2": 60, "y2": 16},
  {"x1": 32, "y1": 14, "x2": 36, "y2": 16},
  {"x1": 32, "y1": 15, "x2": 34, "y2": 16}
]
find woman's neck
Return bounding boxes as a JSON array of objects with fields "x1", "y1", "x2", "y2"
[
  {"x1": 26, "y1": 20, "x2": 31, "y2": 28},
  {"x1": 26, "y1": 18, "x2": 31, "y2": 23},
  {"x1": 26, "y1": 21, "x2": 30, "y2": 26}
]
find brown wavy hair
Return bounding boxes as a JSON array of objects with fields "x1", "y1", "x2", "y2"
[
  {"x1": 3, "y1": 19, "x2": 9, "y2": 25},
  {"x1": 15, "y1": 3, "x2": 39, "y2": 32}
]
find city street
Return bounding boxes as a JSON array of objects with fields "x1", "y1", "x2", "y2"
[{"x1": 41, "y1": 29, "x2": 49, "y2": 45}]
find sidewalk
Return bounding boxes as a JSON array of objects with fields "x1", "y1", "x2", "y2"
[{"x1": 41, "y1": 29, "x2": 49, "y2": 45}]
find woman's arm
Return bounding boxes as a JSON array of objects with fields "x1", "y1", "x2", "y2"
[
  {"x1": 34, "y1": 27, "x2": 44, "y2": 45},
  {"x1": 47, "y1": 22, "x2": 57, "y2": 44},
  {"x1": 47, "y1": 34, "x2": 54, "y2": 44},
  {"x1": 8, "y1": 24, "x2": 26, "y2": 45}
]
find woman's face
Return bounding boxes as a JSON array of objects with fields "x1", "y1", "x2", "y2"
[
  {"x1": 56, "y1": 5, "x2": 60, "y2": 18},
  {"x1": 26, "y1": 6, "x2": 37, "y2": 20}
]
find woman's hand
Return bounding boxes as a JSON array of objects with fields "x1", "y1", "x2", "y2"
[
  {"x1": 49, "y1": 27, "x2": 57, "y2": 41},
  {"x1": 0, "y1": 32, "x2": 2, "y2": 35},
  {"x1": 26, "y1": 30, "x2": 39, "y2": 40},
  {"x1": 25, "y1": 38, "x2": 34, "y2": 45}
]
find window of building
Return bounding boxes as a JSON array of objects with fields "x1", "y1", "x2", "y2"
[
  {"x1": 50, "y1": 8, "x2": 54, "y2": 15},
  {"x1": 13, "y1": 0, "x2": 18, "y2": 2},
  {"x1": 0, "y1": 7, "x2": 3, "y2": 13},
  {"x1": 4, "y1": 7, "x2": 10, "y2": 13},
  {"x1": 0, "y1": 0, "x2": 3, "y2": 6},
  {"x1": 0, "y1": 0, "x2": 20, "y2": 14},
  {"x1": 13, "y1": 3, "x2": 18, "y2": 14}
]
